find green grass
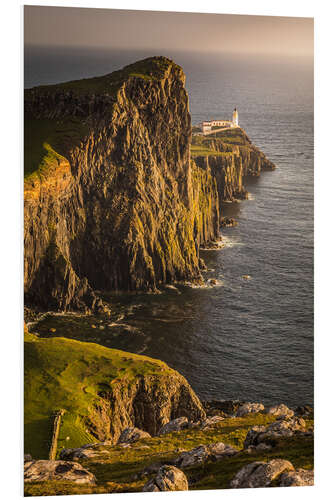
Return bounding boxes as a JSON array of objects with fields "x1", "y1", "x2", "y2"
[
  {"x1": 24, "y1": 116, "x2": 89, "y2": 181},
  {"x1": 24, "y1": 332, "x2": 174, "y2": 459},
  {"x1": 190, "y1": 144, "x2": 233, "y2": 158},
  {"x1": 24, "y1": 412, "x2": 314, "y2": 496}
]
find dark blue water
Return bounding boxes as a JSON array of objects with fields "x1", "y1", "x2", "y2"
[{"x1": 26, "y1": 47, "x2": 313, "y2": 407}]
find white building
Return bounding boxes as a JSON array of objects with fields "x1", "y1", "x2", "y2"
[{"x1": 201, "y1": 108, "x2": 239, "y2": 134}]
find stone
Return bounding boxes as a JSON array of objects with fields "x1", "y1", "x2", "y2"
[
  {"x1": 117, "y1": 427, "x2": 151, "y2": 444},
  {"x1": 279, "y1": 468, "x2": 314, "y2": 487},
  {"x1": 208, "y1": 442, "x2": 238, "y2": 460},
  {"x1": 59, "y1": 445, "x2": 100, "y2": 460},
  {"x1": 236, "y1": 402, "x2": 264, "y2": 417},
  {"x1": 244, "y1": 417, "x2": 307, "y2": 449},
  {"x1": 24, "y1": 460, "x2": 96, "y2": 484},
  {"x1": 230, "y1": 459, "x2": 294, "y2": 488},
  {"x1": 201, "y1": 415, "x2": 224, "y2": 429},
  {"x1": 199, "y1": 258, "x2": 207, "y2": 270},
  {"x1": 265, "y1": 404, "x2": 294, "y2": 419},
  {"x1": 176, "y1": 445, "x2": 208, "y2": 468},
  {"x1": 142, "y1": 465, "x2": 188, "y2": 492},
  {"x1": 158, "y1": 417, "x2": 188, "y2": 436},
  {"x1": 221, "y1": 216, "x2": 238, "y2": 227},
  {"x1": 176, "y1": 442, "x2": 237, "y2": 468}
]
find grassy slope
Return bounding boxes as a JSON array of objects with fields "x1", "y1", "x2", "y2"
[
  {"x1": 191, "y1": 127, "x2": 252, "y2": 159},
  {"x1": 24, "y1": 332, "x2": 174, "y2": 459},
  {"x1": 24, "y1": 57, "x2": 177, "y2": 182},
  {"x1": 25, "y1": 412, "x2": 314, "y2": 496}
]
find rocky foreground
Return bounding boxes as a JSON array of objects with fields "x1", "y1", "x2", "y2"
[
  {"x1": 24, "y1": 328, "x2": 313, "y2": 496},
  {"x1": 24, "y1": 399, "x2": 313, "y2": 495}
]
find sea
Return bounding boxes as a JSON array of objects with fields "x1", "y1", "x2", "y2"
[{"x1": 25, "y1": 46, "x2": 314, "y2": 408}]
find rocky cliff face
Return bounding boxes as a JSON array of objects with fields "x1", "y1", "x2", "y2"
[
  {"x1": 24, "y1": 333, "x2": 206, "y2": 456},
  {"x1": 24, "y1": 57, "x2": 219, "y2": 311},
  {"x1": 191, "y1": 128, "x2": 275, "y2": 214}
]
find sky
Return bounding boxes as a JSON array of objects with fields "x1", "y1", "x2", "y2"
[{"x1": 24, "y1": 6, "x2": 313, "y2": 58}]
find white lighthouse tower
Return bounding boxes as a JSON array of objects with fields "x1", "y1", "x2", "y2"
[{"x1": 232, "y1": 108, "x2": 239, "y2": 127}]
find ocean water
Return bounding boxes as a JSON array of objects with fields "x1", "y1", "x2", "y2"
[{"x1": 25, "y1": 47, "x2": 314, "y2": 407}]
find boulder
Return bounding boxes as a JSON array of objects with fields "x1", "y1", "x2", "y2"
[
  {"x1": 142, "y1": 465, "x2": 188, "y2": 492},
  {"x1": 230, "y1": 459, "x2": 294, "y2": 488},
  {"x1": 117, "y1": 427, "x2": 151, "y2": 444},
  {"x1": 236, "y1": 402, "x2": 265, "y2": 417},
  {"x1": 24, "y1": 460, "x2": 96, "y2": 484},
  {"x1": 176, "y1": 442, "x2": 237, "y2": 468},
  {"x1": 59, "y1": 445, "x2": 100, "y2": 460},
  {"x1": 244, "y1": 417, "x2": 307, "y2": 448},
  {"x1": 279, "y1": 468, "x2": 314, "y2": 487},
  {"x1": 176, "y1": 445, "x2": 208, "y2": 468},
  {"x1": 265, "y1": 404, "x2": 294, "y2": 419},
  {"x1": 158, "y1": 417, "x2": 188, "y2": 436},
  {"x1": 201, "y1": 415, "x2": 224, "y2": 429}
]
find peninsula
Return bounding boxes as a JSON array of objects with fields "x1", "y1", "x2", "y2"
[{"x1": 24, "y1": 57, "x2": 313, "y2": 495}]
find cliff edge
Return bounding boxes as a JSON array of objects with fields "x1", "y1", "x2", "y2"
[{"x1": 24, "y1": 57, "x2": 219, "y2": 311}]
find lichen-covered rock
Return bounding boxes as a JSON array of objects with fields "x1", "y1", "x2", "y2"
[
  {"x1": 265, "y1": 404, "x2": 294, "y2": 418},
  {"x1": 230, "y1": 459, "x2": 294, "y2": 488},
  {"x1": 142, "y1": 465, "x2": 188, "y2": 492},
  {"x1": 24, "y1": 56, "x2": 220, "y2": 312},
  {"x1": 244, "y1": 417, "x2": 307, "y2": 448},
  {"x1": 201, "y1": 415, "x2": 225, "y2": 429},
  {"x1": 176, "y1": 442, "x2": 237, "y2": 468},
  {"x1": 59, "y1": 445, "x2": 100, "y2": 460},
  {"x1": 279, "y1": 468, "x2": 314, "y2": 487},
  {"x1": 236, "y1": 402, "x2": 265, "y2": 417},
  {"x1": 24, "y1": 460, "x2": 96, "y2": 484},
  {"x1": 158, "y1": 417, "x2": 188, "y2": 436},
  {"x1": 117, "y1": 427, "x2": 151, "y2": 444}
]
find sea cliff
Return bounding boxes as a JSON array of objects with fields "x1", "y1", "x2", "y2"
[
  {"x1": 24, "y1": 56, "x2": 275, "y2": 313},
  {"x1": 191, "y1": 127, "x2": 275, "y2": 211},
  {"x1": 24, "y1": 57, "x2": 221, "y2": 312}
]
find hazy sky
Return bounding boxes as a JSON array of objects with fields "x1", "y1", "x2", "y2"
[{"x1": 24, "y1": 6, "x2": 313, "y2": 58}]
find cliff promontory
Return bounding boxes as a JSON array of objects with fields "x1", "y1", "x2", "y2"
[
  {"x1": 24, "y1": 57, "x2": 219, "y2": 311},
  {"x1": 191, "y1": 127, "x2": 275, "y2": 213},
  {"x1": 24, "y1": 331, "x2": 205, "y2": 459}
]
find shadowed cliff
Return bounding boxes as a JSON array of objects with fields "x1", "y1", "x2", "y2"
[{"x1": 24, "y1": 57, "x2": 219, "y2": 311}]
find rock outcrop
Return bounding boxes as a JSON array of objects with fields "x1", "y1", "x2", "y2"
[
  {"x1": 24, "y1": 460, "x2": 96, "y2": 484},
  {"x1": 24, "y1": 333, "x2": 206, "y2": 457},
  {"x1": 24, "y1": 56, "x2": 220, "y2": 312},
  {"x1": 230, "y1": 459, "x2": 294, "y2": 488},
  {"x1": 117, "y1": 427, "x2": 151, "y2": 444},
  {"x1": 175, "y1": 442, "x2": 238, "y2": 468},
  {"x1": 158, "y1": 417, "x2": 189, "y2": 436},
  {"x1": 243, "y1": 417, "x2": 307, "y2": 449},
  {"x1": 191, "y1": 127, "x2": 275, "y2": 214},
  {"x1": 142, "y1": 465, "x2": 188, "y2": 492}
]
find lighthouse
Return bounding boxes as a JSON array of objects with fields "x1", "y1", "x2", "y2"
[{"x1": 232, "y1": 108, "x2": 239, "y2": 127}]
